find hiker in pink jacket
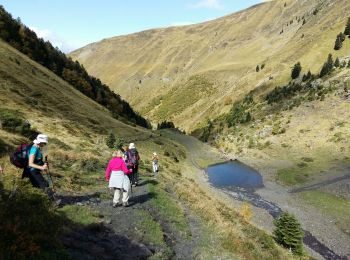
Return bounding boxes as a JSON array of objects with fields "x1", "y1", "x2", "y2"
[{"x1": 105, "y1": 150, "x2": 132, "y2": 207}]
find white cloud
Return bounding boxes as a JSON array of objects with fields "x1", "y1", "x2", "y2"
[
  {"x1": 170, "y1": 21, "x2": 194, "y2": 27},
  {"x1": 30, "y1": 26, "x2": 79, "y2": 53},
  {"x1": 188, "y1": 0, "x2": 224, "y2": 10}
]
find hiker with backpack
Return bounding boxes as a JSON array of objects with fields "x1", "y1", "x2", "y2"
[
  {"x1": 151, "y1": 152, "x2": 159, "y2": 178},
  {"x1": 105, "y1": 150, "x2": 132, "y2": 207},
  {"x1": 21, "y1": 134, "x2": 53, "y2": 197},
  {"x1": 126, "y1": 143, "x2": 140, "y2": 186}
]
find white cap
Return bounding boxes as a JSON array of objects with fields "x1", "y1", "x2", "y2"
[
  {"x1": 153, "y1": 152, "x2": 157, "y2": 155},
  {"x1": 33, "y1": 134, "x2": 48, "y2": 144},
  {"x1": 129, "y1": 143, "x2": 136, "y2": 149}
]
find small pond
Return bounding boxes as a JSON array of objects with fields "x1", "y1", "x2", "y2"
[{"x1": 206, "y1": 160, "x2": 263, "y2": 190}]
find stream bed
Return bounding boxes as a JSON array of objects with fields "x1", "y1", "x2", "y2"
[{"x1": 206, "y1": 160, "x2": 344, "y2": 260}]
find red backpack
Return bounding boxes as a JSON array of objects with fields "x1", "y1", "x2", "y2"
[{"x1": 10, "y1": 144, "x2": 32, "y2": 168}]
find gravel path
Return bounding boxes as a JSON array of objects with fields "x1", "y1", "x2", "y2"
[{"x1": 57, "y1": 175, "x2": 204, "y2": 259}]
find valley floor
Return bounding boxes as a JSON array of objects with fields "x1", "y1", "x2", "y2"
[{"x1": 163, "y1": 130, "x2": 350, "y2": 260}]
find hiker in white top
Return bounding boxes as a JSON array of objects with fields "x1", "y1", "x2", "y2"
[
  {"x1": 105, "y1": 150, "x2": 132, "y2": 207},
  {"x1": 152, "y1": 152, "x2": 159, "y2": 178}
]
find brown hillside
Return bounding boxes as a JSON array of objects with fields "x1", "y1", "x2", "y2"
[{"x1": 70, "y1": 0, "x2": 350, "y2": 131}]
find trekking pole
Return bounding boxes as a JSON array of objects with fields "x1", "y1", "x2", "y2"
[{"x1": 45, "y1": 156, "x2": 55, "y2": 191}]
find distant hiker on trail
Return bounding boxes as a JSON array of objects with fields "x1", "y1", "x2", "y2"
[
  {"x1": 105, "y1": 150, "x2": 132, "y2": 207},
  {"x1": 22, "y1": 134, "x2": 53, "y2": 198},
  {"x1": 122, "y1": 145, "x2": 129, "y2": 164},
  {"x1": 152, "y1": 152, "x2": 159, "y2": 178},
  {"x1": 126, "y1": 143, "x2": 140, "y2": 186}
]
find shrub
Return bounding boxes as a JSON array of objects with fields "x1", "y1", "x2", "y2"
[
  {"x1": 334, "y1": 57, "x2": 340, "y2": 68},
  {"x1": 79, "y1": 157, "x2": 104, "y2": 172},
  {"x1": 157, "y1": 121, "x2": 175, "y2": 129},
  {"x1": 291, "y1": 62, "x2": 302, "y2": 79},
  {"x1": 297, "y1": 162, "x2": 308, "y2": 168},
  {"x1": 0, "y1": 138, "x2": 12, "y2": 156},
  {"x1": 153, "y1": 139, "x2": 164, "y2": 146},
  {"x1": 344, "y1": 17, "x2": 350, "y2": 36},
  {"x1": 334, "y1": 32, "x2": 345, "y2": 50},
  {"x1": 301, "y1": 157, "x2": 314, "y2": 162},
  {"x1": 320, "y1": 54, "x2": 334, "y2": 77},
  {"x1": 239, "y1": 202, "x2": 253, "y2": 221},
  {"x1": 0, "y1": 181, "x2": 67, "y2": 259},
  {"x1": 273, "y1": 212, "x2": 304, "y2": 255},
  {"x1": 49, "y1": 138, "x2": 71, "y2": 151},
  {"x1": 114, "y1": 136, "x2": 124, "y2": 150},
  {"x1": 106, "y1": 132, "x2": 116, "y2": 149}
]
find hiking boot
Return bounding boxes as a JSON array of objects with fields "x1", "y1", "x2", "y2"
[
  {"x1": 113, "y1": 203, "x2": 121, "y2": 208},
  {"x1": 122, "y1": 202, "x2": 129, "y2": 207}
]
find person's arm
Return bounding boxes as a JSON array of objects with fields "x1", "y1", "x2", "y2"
[
  {"x1": 121, "y1": 160, "x2": 131, "y2": 174},
  {"x1": 28, "y1": 148, "x2": 47, "y2": 171},
  {"x1": 105, "y1": 161, "x2": 112, "y2": 181}
]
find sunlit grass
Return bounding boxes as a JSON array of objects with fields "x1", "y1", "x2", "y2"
[
  {"x1": 299, "y1": 190, "x2": 350, "y2": 237},
  {"x1": 57, "y1": 205, "x2": 100, "y2": 226}
]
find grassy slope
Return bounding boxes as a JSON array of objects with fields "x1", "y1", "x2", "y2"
[
  {"x1": 0, "y1": 37, "x2": 152, "y2": 191},
  {"x1": 71, "y1": 0, "x2": 350, "y2": 131},
  {"x1": 0, "y1": 40, "x2": 296, "y2": 258}
]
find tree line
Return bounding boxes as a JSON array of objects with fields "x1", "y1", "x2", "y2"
[{"x1": 0, "y1": 5, "x2": 150, "y2": 128}]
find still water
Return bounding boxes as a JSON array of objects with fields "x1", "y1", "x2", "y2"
[{"x1": 206, "y1": 160, "x2": 263, "y2": 190}]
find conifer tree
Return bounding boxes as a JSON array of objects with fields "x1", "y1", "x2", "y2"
[
  {"x1": 344, "y1": 18, "x2": 350, "y2": 36},
  {"x1": 291, "y1": 62, "x2": 302, "y2": 79},
  {"x1": 114, "y1": 136, "x2": 124, "y2": 150},
  {"x1": 302, "y1": 70, "x2": 312, "y2": 82},
  {"x1": 106, "y1": 132, "x2": 116, "y2": 149},
  {"x1": 334, "y1": 33, "x2": 345, "y2": 50},
  {"x1": 348, "y1": 60, "x2": 350, "y2": 68},
  {"x1": 256, "y1": 65, "x2": 260, "y2": 72},
  {"x1": 273, "y1": 212, "x2": 304, "y2": 255},
  {"x1": 326, "y1": 53, "x2": 334, "y2": 70},
  {"x1": 334, "y1": 57, "x2": 340, "y2": 68},
  {"x1": 320, "y1": 54, "x2": 334, "y2": 77}
]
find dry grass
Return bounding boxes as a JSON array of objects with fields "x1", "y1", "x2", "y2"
[
  {"x1": 154, "y1": 161, "x2": 296, "y2": 259},
  {"x1": 71, "y1": 0, "x2": 350, "y2": 132}
]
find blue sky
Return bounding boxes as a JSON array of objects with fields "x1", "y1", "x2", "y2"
[{"x1": 1, "y1": 0, "x2": 262, "y2": 53}]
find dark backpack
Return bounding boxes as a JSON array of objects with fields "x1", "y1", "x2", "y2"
[
  {"x1": 10, "y1": 144, "x2": 32, "y2": 168},
  {"x1": 127, "y1": 149, "x2": 139, "y2": 166}
]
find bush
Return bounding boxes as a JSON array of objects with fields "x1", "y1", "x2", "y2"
[
  {"x1": 0, "y1": 138, "x2": 12, "y2": 156},
  {"x1": 79, "y1": 157, "x2": 104, "y2": 172},
  {"x1": 49, "y1": 138, "x2": 71, "y2": 151},
  {"x1": 273, "y1": 212, "x2": 304, "y2": 255},
  {"x1": 0, "y1": 108, "x2": 38, "y2": 139},
  {"x1": 0, "y1": 181, "x2": 67, "y2": 259},
  {"x1": 291, "y1": 62, "x2": 302, "y2": 79},
  {"x1": 106, "y1": 132, "x2": 116, "y2": 149}
]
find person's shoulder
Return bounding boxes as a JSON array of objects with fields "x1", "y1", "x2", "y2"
[{"x1": 29, "y1": 145, "x2": 39, "y2": 153}]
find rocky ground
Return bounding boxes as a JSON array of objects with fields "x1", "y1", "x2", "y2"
[
  {"x1": 165, "y1": 130, "x2": 350, "y2": 260},
  {"x1": 55, "y1": 130, "x2": 350, "y2": 259},
  {"x1": 57, "y1": 175, "x2": 204, "y2": 259}
]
